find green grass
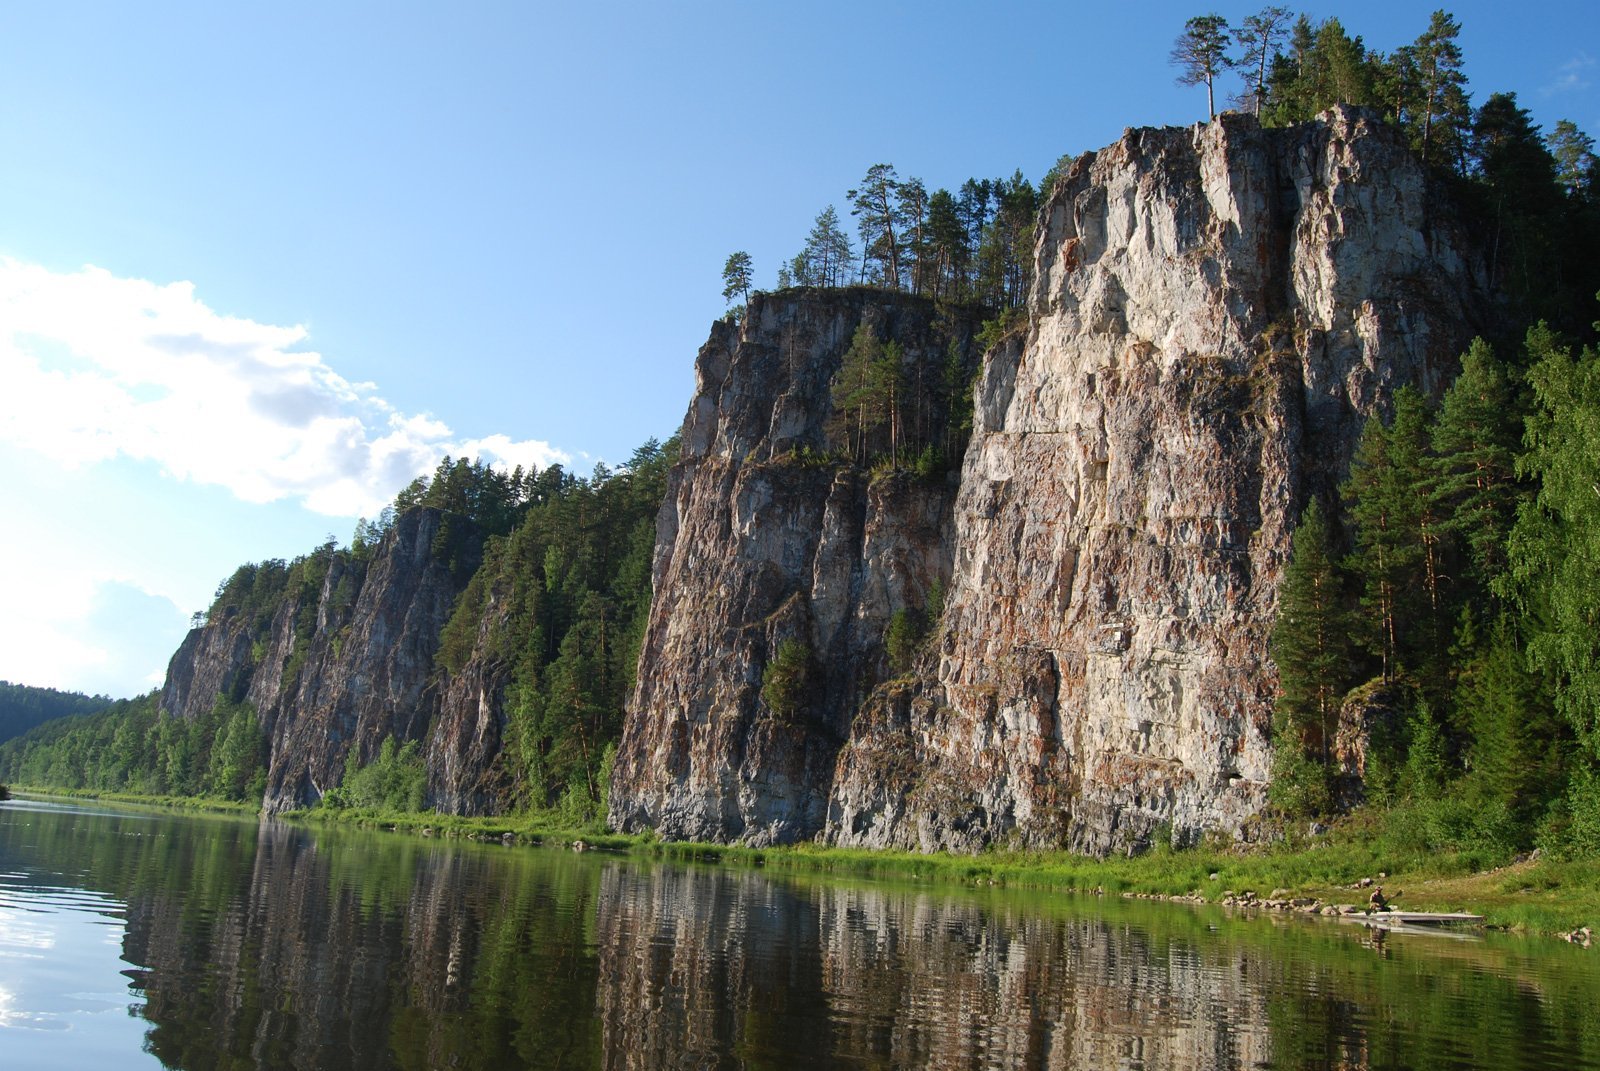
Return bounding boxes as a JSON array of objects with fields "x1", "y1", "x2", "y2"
[
  {"x1": 279, "y1": 802, "x2": 640, "y2": 850},
  {"x1": 7, "y1": 785, "x2": 260, "y2": 816}
]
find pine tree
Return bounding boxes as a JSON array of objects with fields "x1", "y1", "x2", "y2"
[
  {"x1": 1411, "y1": 10, "x2": 1469, "y2": 170},
  {"x1": 1430, "y1": 338, "x2": 1522, "y2": 594},
  {"x1": 1343, "y1": 392, "x2": 1426, "y2": 684},
  {"x1": 1171, "y1": 14, "x2": 1234, "y2": 120},
  {"x1": 721, "y1": 251, "x2": 753, "y2": 305},
  {"x1": 1233, "y1": 6, "x2": 1293, "y2": 117},
  {"x1": 896, "y1": 178, "x2": 930, "y2": 295},
  {"x1": 1506, "y1": 322, "x2": 1600, "y2": 757},
  {"x1": 830, "y1": 323, "x2": 882, "y2": 461},
  {"x1": 1263, "y1": 14, "x2": 1318, "y2": 123},
  {"x1": 1455, "y1": 613, "x2": 1564, "y2": 830},
  {"x1": 799, "y1": 206, "x2": 853, "y2": 288},
  {"x1": 925, "y1": 189, "x2": 967, "y2": 300},
  {"x1": 1272, "y1": 500, "x2": 1356, "y2": 768},
  {"x1": 849, "y1": 164, "x2": 903, "y2": 289},
  {"x1": 1547, "y1": 120, "x2": 1597, "y2": 195}
]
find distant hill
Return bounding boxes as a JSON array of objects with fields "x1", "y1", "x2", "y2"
[{"x1": 0, "y1": 681, "x2": 112, "y2": 745}]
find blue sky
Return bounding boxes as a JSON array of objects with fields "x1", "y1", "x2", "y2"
[{"x1": 1, "y1": 1, "x2": 1595, "y2": 697}]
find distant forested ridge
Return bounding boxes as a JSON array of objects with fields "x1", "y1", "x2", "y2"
[{"x1": 0, "y1": 681, "x2": 111, "y2": 746}]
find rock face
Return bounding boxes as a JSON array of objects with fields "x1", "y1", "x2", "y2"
[
  {"x1": 607, "y1": 291, "x2": 989, "y2": 843},
  {"x1": 425, "y1": 579, "x2": 517, "y2": 816},
  {"x1": 160, "y1": 507, "x2": 478, "y2": 813},
  {"x1": 611, "y1": 108, "x2": 1483, "y2": 852}
]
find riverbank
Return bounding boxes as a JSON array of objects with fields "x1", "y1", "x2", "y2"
[
  {"x1": 3, "y1": 785, "x2": 259, "y2": 816},
  {"x1": 279, "y1": 801, "x2": 1599, "y2": 939},
  {"x1": 11, "y1": 787, "x2": 1595, "y2": 939}
]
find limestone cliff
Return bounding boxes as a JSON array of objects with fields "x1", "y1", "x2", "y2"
[
  {"x1": 610, "y1": 108, "x2": 1483, "y2": 851},
  {"x1": 607, "y1": 291, "x2": 989, "y2": 842},
  {"x1": 160, "y1": 507, "x2": 479, "y2": 813}
]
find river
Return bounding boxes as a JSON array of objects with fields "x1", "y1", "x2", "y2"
[{"x1": 1, "y1": 797, "x2": 1596, "y2": 1069}]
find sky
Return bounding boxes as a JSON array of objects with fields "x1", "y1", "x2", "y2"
[{"x1": 1, "y1": 1, "x2": 1595, "y2": 698}]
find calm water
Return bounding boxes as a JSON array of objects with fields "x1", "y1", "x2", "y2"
[{"x1": 1, "y1": 798, "x2": 1597, "y2": 1070}]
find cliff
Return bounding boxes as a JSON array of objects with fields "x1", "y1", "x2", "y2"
[
  {"x1": 161, "y1": 507, "x2": 480, "y2": 813},
  {"x1": 607, "y1": 291, "x2": 988, "y2": 842},
  {"x1": 609, "y1": 107, "x2": 1483, "y2": 851}
]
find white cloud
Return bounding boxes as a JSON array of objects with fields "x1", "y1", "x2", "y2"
[
  {"x1": 1543, "y1": 53, "x2": 1595, "y2": 96},
  {"x1": 0, "y1": 576, "x2": 187, "y2": 698},
  {"x1": 0, "y1": 259, "x2": 569, "y2": 518}
]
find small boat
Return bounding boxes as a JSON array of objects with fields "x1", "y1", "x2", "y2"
[{"x1": 1367, "y1": 910, "x2": 1485, "y2": 928}]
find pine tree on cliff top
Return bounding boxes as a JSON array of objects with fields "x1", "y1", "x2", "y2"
[{"x1": 1172, "y1": 14, "x2": 1234, "y2": 120}]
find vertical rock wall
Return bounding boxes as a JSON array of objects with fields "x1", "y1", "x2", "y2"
[
  {"x1": 160, "y1": 507, "x2": 475, "y2": 813},
  {"x1": 612, "y1": 107, "x2": 1483, "y2": 853},
  {"x1": 607, "y1": 292, "x2": 988, "y2": 844}
]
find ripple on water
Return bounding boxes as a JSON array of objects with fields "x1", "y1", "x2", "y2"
[{"x1": 0, "y1": 835, "x2": 161, "y2": 1068}]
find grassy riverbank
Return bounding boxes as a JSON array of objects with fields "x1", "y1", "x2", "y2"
[
  {"x1": 4, "y1": 785, "x2": 259, "y2": 816},
  {"x1": 644, "y1": 830, "x2": 1599, "y2": 938},
  {"x1": 281, "y1": 802, "x2": 1599, "y2": 938},
  {"x1": 11, "y1": 787, "x2": 1595, "y2": 938}
]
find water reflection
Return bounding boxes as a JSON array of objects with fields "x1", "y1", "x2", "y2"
[
  {"x1": 0, "y1": 805, "x2": 163, "y2": 1069},
  {"x1": 1, "y1": 798, "x2": 1598, "y2": 1070}
]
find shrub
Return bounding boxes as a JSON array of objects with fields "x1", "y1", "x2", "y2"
[{"x1": 761, "y1": 641, "x2": 812, "y2": 722}]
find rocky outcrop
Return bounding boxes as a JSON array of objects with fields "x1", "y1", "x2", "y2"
[
  {"x1": 425, "y1": 583, "x2": 516, "y2": 815},
  {"x1": 611, "y1": 107, "x2": 1483, "y2": 852},
  {"x1": 159, "y1": 507, "x2": 478, "y2": 813},
  {"x1": 607, "y1": 291, "x2": 988, "y2": 843}
]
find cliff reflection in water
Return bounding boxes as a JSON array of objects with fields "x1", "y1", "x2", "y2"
[
  {"x1": 7, "y1": 802, "x2": 1600, "y2": 1070},
  {"x1": 595, "y1": 865, "x2": 1281, "y2": 1069}
]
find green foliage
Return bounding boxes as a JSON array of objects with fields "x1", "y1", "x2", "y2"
[
  {"x1": 1268, "y1": 742, "x2": 1332, "y2": 818},
  {"x1": 1271, "y1": 500, "x2": 1356, "y2": 770},
  {"x1": 769, "y1": 160, "x2": 1044, "y2": 306},
  {"x1": 975, "y1": 306, "x2": 1027, "y2": 353},
  {"x1": 1266, "y1": 324, "x2": 1592, "y2": 851},
  {"x1": 1548, "y1": 119, "x2": 1597, "y2": 194},
  {"x1": 849, "y1": 164, "x2": 905, "y2": 289},
  {"x1": 721, "y1": 250, "x2": 752, "y2": 305},
  {"x1": 1430, "y1": 338, "x2": 1521, "y2": 591},
  {"x1": 884, "y1": 609, "x2": 924, "y2": 677},
  {"x1": 1263, "y1": 16, "x2": 1377, "y2": 125},
  {"x1": 1456, "y1": 613, "x2": 1566, "y2": 832},
  {"x1": 430, "y1": 435, "x2": 677, "y2": 817},
  {"x1": 787, "y1": 206, "x2": 853, "y2": 288},
  {"x1": 761, "y1": 640, "x2": 813, "y2": 722},
  {"x1": 1410, "y1": 9, "x2": 1470, "y2": 170},
  {"x1": 278, "y1": 539, "x2": 343, "y2": 692},
  {"x1": 1170, "y1": 13, "x2": 1234, "y2": 119},
  {"x1": 322, "y1": 737, "x2": 426, "y2": 813},
  {"x1": 0, "y1": 692, "x2": 266, "y2": 803},
  {"x1": 1402, "y1": 701, "x2": 1449, "y2": 799},
  {"x1": 1232, "y1": 6, "x2": 1292, "y2": 117},
  {"x1": 1545, "y1": 764, "x2": 1600, "y2": 858},
  {"x1": 1507, "y1": 322, "x2": 1600, "y2": 757},
  {"x1": 1342, "y1": 388, "x2": 1448, "y2": 692},
  {"x1": 829, "y1": 323, "x2": 905, "y2": 464}
]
